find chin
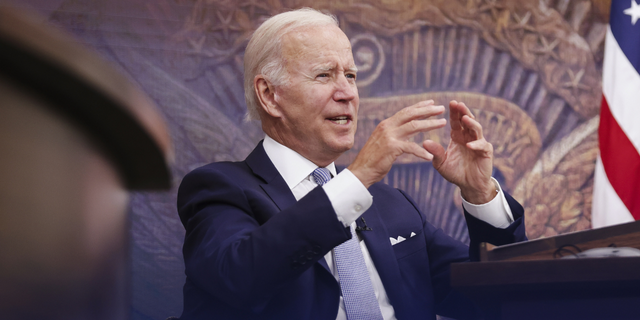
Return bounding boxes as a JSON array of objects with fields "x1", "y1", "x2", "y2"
[
  {"x1": 321, "y1": 132, "x2": 355, "y2": 155},
  {"x1": 329, "y1": 140, "x2": 354, "y2": 154}
]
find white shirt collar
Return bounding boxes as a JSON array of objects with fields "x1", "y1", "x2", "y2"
[{"x1": 262, "y1": 135, "x2": 337, "y2": 190}]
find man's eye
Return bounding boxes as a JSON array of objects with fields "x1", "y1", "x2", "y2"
[
  {"x1": 317, "y1": 73, "x2": 329, "y2": 78},
  {"x1": 346, "y1": 73, "x2": 357, "y2": 80}
]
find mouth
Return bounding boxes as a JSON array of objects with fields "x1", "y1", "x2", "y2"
[{"x1": 327, "y1": 115, "x2": 351, "y2": 125}]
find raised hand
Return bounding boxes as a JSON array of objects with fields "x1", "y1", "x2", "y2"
[
  {"x1": 348, "y1": 100, "x2": 446, "y2": 188},
  {"x1": 423, "y1": 100, "x2": 495, "y2": 204}
]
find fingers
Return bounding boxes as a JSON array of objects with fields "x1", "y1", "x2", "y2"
[
  {"x1": 460, "y1": 114, "x2": 492, "y2": 156},
  {"x1": 397, "y1": 117, "x2": 447, "y2": 137},
  {"x1": 449, "y1": 100, "x2": 474, "y2": 119},
  {"x1": 348, "y1": 100, "x2": 446, "y2": 188},
  {"x1": 383, "y1": 100, "x2": 446, "y2": 138},
  {"x1": 461, "y1": 114, "x2": 484, "y2": 141},
  {"x1": 449, "y1": 100, "x2": 486, "y2": 143},
  {"x1": 466, "y1": 139, "x2": 493, "y2": 156},
  {"x1": 449, "y1": 100, "x2": 474, "y2": 131},
  {"x1": 388, "y1": 100, "x2": 445, "y2": 126},
  {"x1": 423, "y1": 140, "x2": 445, "y2": 166},
  {"x1": 402, "y1": 140, "x2": 434, "y2": 161}
]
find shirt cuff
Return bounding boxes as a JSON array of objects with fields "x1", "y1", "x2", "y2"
[
  {"x1": 461, "y1": 177, "x2": 514, "y2": 229},
  {"x1": 323, "y1": 169, "x2": 373, "y2": 227}
]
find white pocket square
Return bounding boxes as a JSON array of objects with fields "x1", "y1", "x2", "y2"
[{"x1": 390, "y1": 232, "x2": 416, "y2": 245}]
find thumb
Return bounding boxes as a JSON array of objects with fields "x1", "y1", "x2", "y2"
[{"x1": 423, "y1": 140, "x2": 445, "y2": 168}]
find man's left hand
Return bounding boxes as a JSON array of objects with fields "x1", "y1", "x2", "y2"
[{"x1": 423, "y1": 100, "x2": 496, "y2": 205}]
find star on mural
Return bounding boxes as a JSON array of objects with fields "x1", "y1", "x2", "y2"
[
  {"x1": 188, "y1": 35, "x2": 206, "y2": 54},
  {"x1": 239, "y1": 0, "x2": 272, "y2": 19},
  {"x1": 509, "y1": 11, "x2": 536, "y2": 37},
  {"x1": 624, "y1": 0, "x2": 640, "y2": 25},
  {"x1": 477, "y1": 0, "x2": 506, "y2": 20},
  {"x1": 211, "y1": 10, "x2": 243, "y2": 41},
  {"x1": 532, "y1": 35, "x2": 560, "y2": 61},
  {"x1": 562, "y1": 68, "x2": 589, "y2": 96}
]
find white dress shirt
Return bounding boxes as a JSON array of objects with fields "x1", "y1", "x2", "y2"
[{"x1": 262, "y1": 135, "x2": 513, "y2": 320}]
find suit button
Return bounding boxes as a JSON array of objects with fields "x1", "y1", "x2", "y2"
[{"x1": 354, "y1": 204, "x2": 363, "y2": 212}]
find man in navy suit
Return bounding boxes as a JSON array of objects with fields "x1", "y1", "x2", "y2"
[{"x1": 178, "y1": 8, "x2": 526, "y2": 320}]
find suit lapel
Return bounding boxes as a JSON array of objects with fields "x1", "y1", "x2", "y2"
[
  {"x1": 358, "y1": 206, "x2": 411, "y2": 317},
  {"x1": 245, "y1": 141, "x2": 331, "y2": 272},
  {"x1": 245, "y1": 141, "x2": 297, "y2": 213}
]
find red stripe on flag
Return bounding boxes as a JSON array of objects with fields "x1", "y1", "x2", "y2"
[{"x1": 599, "y1": 96, "x2": 640, "y2": 220}]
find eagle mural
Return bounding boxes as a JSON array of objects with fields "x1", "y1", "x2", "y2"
[{"x1": 16, "y1": 0, "x2": 610, "y2": 318}]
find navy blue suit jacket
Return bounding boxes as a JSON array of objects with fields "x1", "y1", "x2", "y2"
[{"x1": 177, "y1": 141, "x2": 526, "y2": 320}]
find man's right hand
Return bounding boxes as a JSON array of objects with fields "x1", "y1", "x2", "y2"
[{"x1": 347, "y1": 100, "x2": 446, "y2": 188}]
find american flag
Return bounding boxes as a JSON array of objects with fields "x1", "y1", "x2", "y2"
[{"x1": 592, "y1": 0, "x2": 640, "y2": 227}]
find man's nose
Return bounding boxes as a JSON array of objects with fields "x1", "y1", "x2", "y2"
[{"x1": 333, "y1": 75, "x2": 357, "y2": 102}]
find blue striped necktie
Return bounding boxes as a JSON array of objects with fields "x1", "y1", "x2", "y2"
[
  {"x1": 312, "y1": 167, "x2": 332, "y2": 186},
  {"x1": 311, "y1": 167, "x2": 383, "y2": 319}
]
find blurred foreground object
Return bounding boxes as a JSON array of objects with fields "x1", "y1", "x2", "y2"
[{"x1": 0, "y1": 6, "x2": 172, "y2": 320}]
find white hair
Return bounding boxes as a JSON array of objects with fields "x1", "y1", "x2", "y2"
[{"x1": 243, "y1": 8, "x2": 339, "y2": 121}]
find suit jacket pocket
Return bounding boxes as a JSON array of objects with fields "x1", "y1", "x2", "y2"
[{"x1": 391, "y1": 232, "x2": 426, "y2": 260}]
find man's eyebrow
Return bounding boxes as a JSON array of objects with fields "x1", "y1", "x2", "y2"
[
  {"x1": 312, "y1": 64, "x2": 334, "y2": 72},
  {"x1": 312, "y1": 65, "x2": 358, "y2": 73}
]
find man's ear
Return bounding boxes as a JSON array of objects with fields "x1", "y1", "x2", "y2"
[{"x1": 254, "y1": 75, "x2": 282, "y2": 118}]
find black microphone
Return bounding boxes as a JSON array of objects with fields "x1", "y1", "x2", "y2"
[{"x1": 355, "y1": 217, "x2": 372, "y2": 232}]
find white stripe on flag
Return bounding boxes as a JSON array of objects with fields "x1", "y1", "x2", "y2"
[
  {"x1": 592, "y1": 156, "x2": 633, "y2": 228},
  {"x1": 602, "y1": 26, "x2": 640, "y2": 154}
]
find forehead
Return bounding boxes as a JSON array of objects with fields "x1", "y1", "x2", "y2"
[{"x1": 280, "y1": 25, "x2": 354, "y2": 66}]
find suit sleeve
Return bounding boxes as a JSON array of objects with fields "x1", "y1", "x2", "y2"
[
  {"x1": 177, "y1": 166, "x2": 350, "y2": 312},
  {"x1": 465, "y1": 191, "x2": 527, "y2": 261},
  {"x1": 398, "y1": 189, "x2": 526, "y2": 319}
]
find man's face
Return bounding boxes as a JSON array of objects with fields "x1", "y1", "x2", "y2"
[{"x1": 270, "y1": 25, "x2": 359, "y2": 165}]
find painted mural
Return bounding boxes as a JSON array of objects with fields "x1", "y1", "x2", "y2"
[{"x1": 0, "y1": 0, "x2": 611, "y2": 319}]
